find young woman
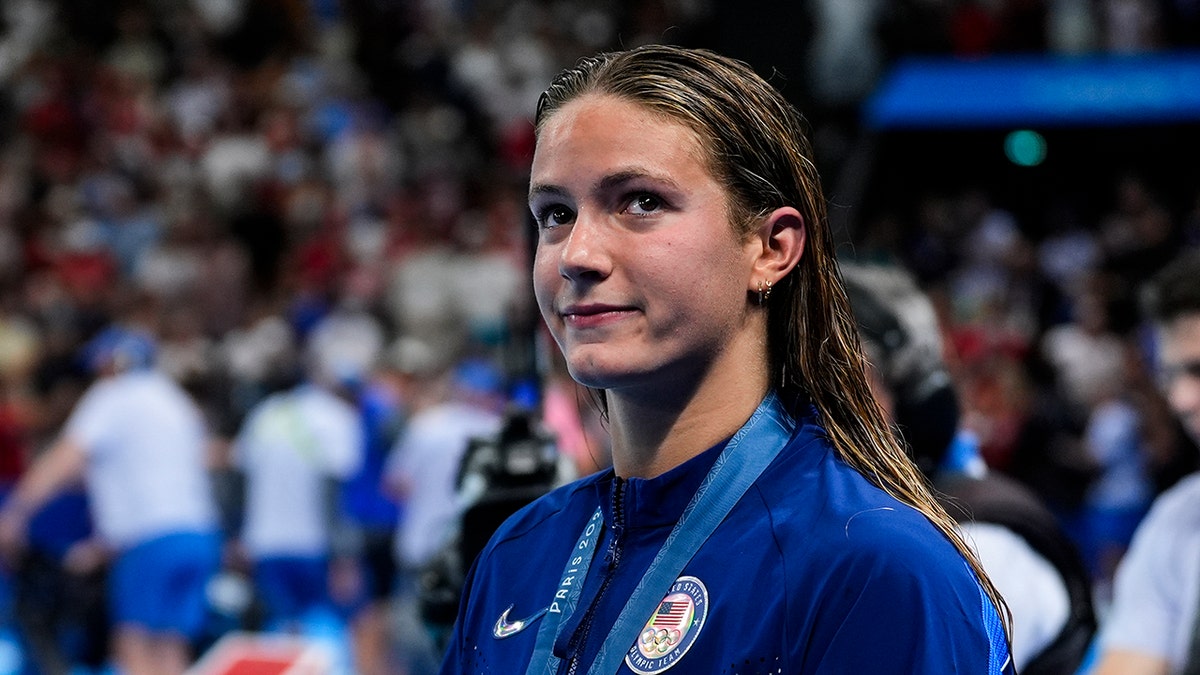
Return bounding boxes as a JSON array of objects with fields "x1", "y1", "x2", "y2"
[{"x1": 439, "y1": 44, "x2": 1013, "y2": 674}]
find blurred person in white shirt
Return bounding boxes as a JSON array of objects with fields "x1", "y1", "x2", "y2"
[
  {"x1": 0, "y1": 325, "x2": 221, "y2": 675},
  {"x1": 229, "y1": 346, "x2": 364, "y2": 632}
]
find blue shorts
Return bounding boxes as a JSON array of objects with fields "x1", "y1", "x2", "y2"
[
  {"x1": 253, "y1": 555, "x2": 330, "y2": 625},
  {"x1": 110, "y1": 531, "x2": 220, "y2": 638}
]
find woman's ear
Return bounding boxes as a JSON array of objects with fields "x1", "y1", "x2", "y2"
[{"x1": 749, "y1": 206, "x2": 805, "y2": 286}]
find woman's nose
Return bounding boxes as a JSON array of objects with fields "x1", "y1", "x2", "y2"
[{"x1": 559, "y1": 211, "x2": 611, "y2": 281}]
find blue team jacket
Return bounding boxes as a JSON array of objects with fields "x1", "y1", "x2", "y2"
[{"x1": 440, "y1": 404, "x2": 1014, "y2": 674}]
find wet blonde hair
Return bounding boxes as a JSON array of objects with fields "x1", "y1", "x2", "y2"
[{"x1": 535, "y1": 44, "x2": 1011, "y2": 636}]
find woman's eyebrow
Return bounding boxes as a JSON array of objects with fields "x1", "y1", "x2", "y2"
[
  {"x1": 528, "y1": 182, "x2": 566, "y2": 204},
  {"x1": 596, "y1": 169, "x2": 681, "y2": 194},
  {"x1": 528, "y1": 168, "x2": 684, "y2": 204}
]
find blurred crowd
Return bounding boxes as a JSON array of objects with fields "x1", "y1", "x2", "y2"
[
  {"x1": 0, "y1": 0, "x2": 1198, "y2": 672},
  {"x1": 852, "y1": 177, "x2": 1200, "y2": 604}
]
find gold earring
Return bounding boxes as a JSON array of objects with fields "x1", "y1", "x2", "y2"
[{"x1": 758, "y1": 280, "x2": 773, "y2": 305}]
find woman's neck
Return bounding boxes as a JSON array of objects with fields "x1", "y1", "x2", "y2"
[{"x1": 606, "y1": 363, "x2": 769, "y2": 479}]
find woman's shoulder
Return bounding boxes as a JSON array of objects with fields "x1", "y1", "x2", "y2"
[
  {"x1": 818, "y1": 497, "x2": 968, "y2": 576},
  {"x1": 743, "y1": 435, "x2": 1007, "y2": 671},
  {"x1": 753, "y1": 427, "x2": 971, "y2": 576}
]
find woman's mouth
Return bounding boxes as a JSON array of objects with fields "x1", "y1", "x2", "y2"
[{"x1": 561, "y1": 303, "x2": 637, "y2": 329}]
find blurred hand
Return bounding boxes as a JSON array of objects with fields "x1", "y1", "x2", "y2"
[
  {"x1": 223, "y1": 538, "x2": 251, "y2": 572},
  {"x1": 0, "y1": 507, "x2": 28, "y2": 568},
  {"x1": 62, "y1": 537, "x2": 110, "y2": 575},
  {"x1": 329, "y1": 555, "x2": 363, "y2": 606}
]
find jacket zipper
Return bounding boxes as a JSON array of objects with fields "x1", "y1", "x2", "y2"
[{"x1": 564, "y1": 477, "x2": 627, "y2": 675}]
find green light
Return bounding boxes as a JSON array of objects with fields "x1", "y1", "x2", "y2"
[{"x1": 1004, "y1": 130, "x2": 1047, "y2": 167}]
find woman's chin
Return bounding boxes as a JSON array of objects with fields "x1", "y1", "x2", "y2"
[
  {"x1": 564, "y1": 359, "x2": 636, "y2": 391},
  {"x1": 565, "y1": 366, "x2": 619, "y2": 390}
]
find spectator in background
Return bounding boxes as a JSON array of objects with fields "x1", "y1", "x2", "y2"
[
  {"x1": 1101, "y1": 0, "x2": 1164, "y2": 51},
  {"x1": 0, "y1": 325, "x2": 221, "y2": 675},
  {"x1": 1094, "y1": 248, "x2": 1200, "y2": 674},
  {"x1": 386, "y1": 351, "x2": 505, "y2": 574},
  {"x1": 1099, "y1": 174, "x2": 1179, "y2": 286},
  {"x1": 218, "y1": 295, "x2": 299, "y2": 418},
  {"x1": 0, "y1": 298, "x2": 109, "y2": 674},
  {"x1": 384, "y1": 344, "x2": 505, "y2": 675},
  {"x1": 806, "y1": 0, "x2": 885, "y2": 110},
  {"x1": 1047, "y1": 0, "x2": 1100, "y2": 53},
  {"x1": 1041, "y1": 284, "x2": 1129, "y2": 427},
  {"x1": 843, "y1": 260, "x2": 1096, "y2": 674},
  {"x1": 337, "y1": 346, "x2": 405, "y2": 675},
  {"x1": 228, "y1": 346, "x2": 363, "y2": 634},
  {"x1": 12, "y1": 483, "x2": 107, "y2": 675},
  {"x1": 1040, "y1": 280, "x2": 1154, "y2": 589},
  {"x1": 1077, "y1": 343, "x2": 1154, "y2": 598}
]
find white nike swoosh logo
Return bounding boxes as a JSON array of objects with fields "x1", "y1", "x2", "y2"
[{"x1": 493, "y1": 604, "x2": 549, "y2": 639}]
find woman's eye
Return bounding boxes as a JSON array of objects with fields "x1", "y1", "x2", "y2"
[
  {"x1": 535, "y1": 205, "x2": 574, "y2": 229},
  {"x1": 626, "y1": 193, "x2": 663, "y2": 216}
]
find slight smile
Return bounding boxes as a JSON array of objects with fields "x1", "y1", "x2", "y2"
[{"x1": 561, "y1": 303, "x2": 638, "y2": 329}]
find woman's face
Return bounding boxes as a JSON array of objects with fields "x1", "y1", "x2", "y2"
[{"x1": 530, "y1": 94, "x2": 760, "y2": 396}]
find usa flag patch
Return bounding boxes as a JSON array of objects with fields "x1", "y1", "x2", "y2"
[{"x1": 625, "y1": 576, "x2": 708, "y2": 674}]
